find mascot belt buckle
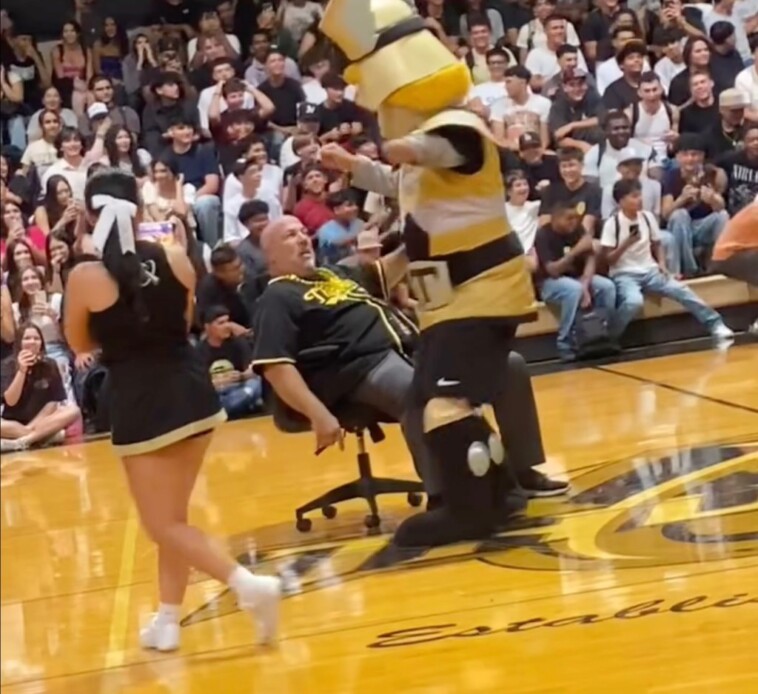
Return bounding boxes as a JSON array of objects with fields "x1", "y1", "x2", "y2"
[{"x1": 408, "y1": 260, "x2": 453, "y2": 311}]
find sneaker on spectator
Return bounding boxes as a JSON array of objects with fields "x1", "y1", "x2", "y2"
[
  {"x1": 711, "y1": 324, "x2": 735, "y2": 343},
  {"x1": 0, "y1": 438, "x2": 30, "y2": 453},
  {"x1": 517, "y1": 469, "x2": 570, "y2": 497}
]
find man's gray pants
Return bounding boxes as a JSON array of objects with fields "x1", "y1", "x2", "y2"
[{"x1": 349, "y1": 350, "x2": 546, "y2": 497}]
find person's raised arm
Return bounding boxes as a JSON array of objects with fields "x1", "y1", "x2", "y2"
[{"x1": 63, "y1": 263, "x2": 100, "y2": 354}]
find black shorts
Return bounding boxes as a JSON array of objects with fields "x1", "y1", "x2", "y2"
[{"x1": 411, "y1": 319, "x2": 517, "y2": 406}]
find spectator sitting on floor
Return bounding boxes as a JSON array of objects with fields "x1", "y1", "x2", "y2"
[
  {"x1": 601, "y1": 179, "x2": 734, "y2": 342},
  {"x1": 196, "y1": 306, "x2": 262, "y2": 420},
  {"x1": 0, "y1": 323, "x2": 80, "y2": 452},
  {"x1": 534, "y1": 199, "x2": 617, "y2": 362}
]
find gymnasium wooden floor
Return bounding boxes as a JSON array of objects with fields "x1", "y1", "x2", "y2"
[{"x1": 1, "y1": 344, "x2": 757, "y2": 694}]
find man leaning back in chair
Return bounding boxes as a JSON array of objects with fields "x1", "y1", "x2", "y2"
[{"x1": 250, "y1": 216, "x2": 568, "y2": 546}]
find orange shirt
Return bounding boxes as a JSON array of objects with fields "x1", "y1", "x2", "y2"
[{"x1": 712, "y1": 203, "x2": 758, "y2": 261}]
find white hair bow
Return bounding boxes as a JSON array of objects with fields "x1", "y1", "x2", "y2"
[{"x1": 90, "y1": 195, "x2": 138, "y2": 256}]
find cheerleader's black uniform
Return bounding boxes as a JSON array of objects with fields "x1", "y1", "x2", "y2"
[{"x1": 89, "y1": 242, "x2": 226, "y2": 456}]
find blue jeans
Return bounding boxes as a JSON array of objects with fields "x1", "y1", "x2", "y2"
[
  {"x1": 658, "y1": 229, "x2": 678, "y2": 276},
  {"x1": 666, "y1": 209, "x2": 729, "y2": 276},
  {"x1": 192, "y1": 195, "x2": 222, "y2": 247},
  {"x1": 540, "y1": 275, "x2": 617, "y2": 357},
  {"x1": 612, "y1": 269, "x2": 726, "y2": 337},
  {"x1": 218, "y1": 379, "x2": 262, "y2": 420}
]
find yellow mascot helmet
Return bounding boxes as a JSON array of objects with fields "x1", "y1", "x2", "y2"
[{"x1": 320, "y1": 0, "x2": 472, "y2": 138}]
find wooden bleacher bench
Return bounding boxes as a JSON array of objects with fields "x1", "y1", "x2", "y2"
[{"x1": 519, "y1": 275, "x2": 758, "y2": 338}]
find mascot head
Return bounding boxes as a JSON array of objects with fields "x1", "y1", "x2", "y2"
[{"x1": 320, "y1": 0, "x2": 472, "y2": 139}]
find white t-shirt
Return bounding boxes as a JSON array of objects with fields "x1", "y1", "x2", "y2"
[
  {"x1": 41, "y1": 159, "x2": 90, "y2": 201},
  {"x1": 223, "y1": 188, "x2": 283, "y2": 243},
  {"x1": 704, "y1": 8, "x2": 751, "y2": 61},
  {"x1": 197, "y1": 86, "x2": 255, "y2": 132},
  {"x1": 490, "y1": 93, "x2": 551, "y2": 135},
  {"x1": 187, "y1": 34, "x2": 241, "y2": 62},
  {"x1": 505, "y1": 200, "x2": 540, "y2": 253},
  {"x1": 654, "y1": 56, "x2": 686, "y2": 94},
  {"x1": 735, "y1": 65, "x2": 758, "y2": 107},
  {"x1": 525, "y1": 46, "x2": 588, "y2": 80},
  {"x1": 468, "y1": 81, "x2": 507, "y2": 109},
  {"x1": 601, "y1": 177, "x2": 662, "y2": 219},
  {"x1": 600, "y1": 210, "x2": 660, "y2": 276},
  {"x1": 21, "y1": 140, "x2": 58, "y2": 178},
  {"x1": 583, "y1": 138, "x2": 658, "y2": 188},
  {"x1": 516, "y1": 19, "x2": 580, "y2": 53}
]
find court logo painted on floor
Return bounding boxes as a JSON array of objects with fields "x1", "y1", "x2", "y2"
[{"x1": 182, "y1": 443, "x2": 757, "y2": 626}]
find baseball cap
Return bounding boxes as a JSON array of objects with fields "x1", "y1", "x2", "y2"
[
  {"x1": 617, "y1": 147, "x2": 644, "y2": 165},
  {"x1": 87, "y1": 102, "x2": 109, "y2": 120},
  {"x1": 563, "y1": 68, "x2": 588, "y2": 82},
  {"x1": 357, "y1": 228, "x2": 383, "y2": 251},
  {"x1": 674, "y1": 133, "x2": 705, "y2": 154},
  {"x1": 519, "y1": 132, "x2": 541, "y2": 150},
  {"x1": 297, "y1": 102, "x2": 319, "y2": 122},
  {"x1": 719, "y1": 88, "x2": 750, "y2": 109},
  {"x1": 157, "y1": 37, "x2": 182, "y2": 54}
]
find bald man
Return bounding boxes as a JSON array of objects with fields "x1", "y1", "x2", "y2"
[{"x1": 250, "y1": 216, "x2": 547, "y2": 518}]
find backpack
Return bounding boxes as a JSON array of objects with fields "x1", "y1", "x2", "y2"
[{"x1": 573, "y1": 306, "x2": 618, "y2": 359}]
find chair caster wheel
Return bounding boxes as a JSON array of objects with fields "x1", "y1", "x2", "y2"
[
  {"x1": 364, "y1": 514, "x2": 380, "y2": 529},
  {"x1": 407, "y1": 492, "x2": 423, "y2": 507},
  {"x1": 322, "y1": 505, "x2": 337, "y2": 519},
  {"x1": 296, "y1": 517, "x2": 312, "y2": 532}
]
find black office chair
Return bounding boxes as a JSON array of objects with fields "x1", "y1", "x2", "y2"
[{"x1": 269, "y1": 348, "x2": 425, "y2": 532}]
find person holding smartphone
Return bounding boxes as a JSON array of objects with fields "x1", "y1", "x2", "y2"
[{"x1": 601, "y1": 178, "x2": 734, "y2": 343}]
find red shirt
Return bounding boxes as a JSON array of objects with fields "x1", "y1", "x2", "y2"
[{"x1": 294, "y1": 196, "x2": 333, "y2": 236}]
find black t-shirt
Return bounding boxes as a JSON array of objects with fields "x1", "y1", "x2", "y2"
[
  {"x1": 196, "y1": 274, "x2": 251, "y2": 328},
  {"x1": 189, "y1": 59, "x2": 244, "y2": 93},
  {"x1": 539, "y1": 181, "x2": 602, "y2": 222},
  {"x1": 251, "y1": 265, "x2": 413, "y2": 407},
  {"x1": 148, "y1": 0, "x2": 199, "y2": 27},
  {"x1": 534, "y1": 226, "x2": 588, "y2": 281},
  {"x1": 669, "y1": 68, "x2": 730, "y2": 107},
  {"x1": 662, "y1": 169, "x2": 713, "y2": 221},
  {"x1": 679, "y1": 102, "x2": 719, "y2": 136},
  {"x1": 602, "y1": 77, "x2": 641, "y2": 111},
  {"x1": 258, "y1": 78, "x2": 306, "y2": 127},
  {"x1": 0, "y1": 358, "x2": 66, "y2": 425},
  {"x1": 706, "y1": 123, "x2": 744, "y2": 162},
  {"x1": 196, "y1": 335, "x2": 253, "y2": 377},
  {"x1": 580, "y1": 10, "x2": 614, "y2": 62},
  {"x1": 716, "y1": 149, "x2": 758, "y2": 216},
  {"x1": 315, "y1": 100, "x2": 366, "y2": 135},
  {"x1": 518, "y1": 153, "x2": 560, "y2": 201}
]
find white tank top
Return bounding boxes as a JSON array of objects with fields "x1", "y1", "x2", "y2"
[{"x1": 633, "y1": 103, "x2": 671, "y2": 162}]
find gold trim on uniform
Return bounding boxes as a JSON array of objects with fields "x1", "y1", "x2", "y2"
[
  {"x1": 115, "y1": 409, "x2": 228, "y2": 457},
  {"x1": 401, "y1": 109, "x2": 537, "y2": 330}
]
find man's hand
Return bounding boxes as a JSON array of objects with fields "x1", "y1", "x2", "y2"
[
  {"x1": 75, "y1": 352, "x2": 96, "y2": 371},
  {"x1": 580, "y1": 285, "x2": 592, "y2": 309},
  {"x1": 535, "y1": 179, "x2": 551, "y2": 191},
  {"x1": 700, "y1": 185, "x2": 716, "y2": 205},
  {"x1": 311, "y1": 409, "x2": 343, "y2": 453},
  {"x1": 320, "y1": 142, "x2": 355, "y2": 172},
  {"x1": 228, "y1": 322, "x2": 250, "y2": 337}
]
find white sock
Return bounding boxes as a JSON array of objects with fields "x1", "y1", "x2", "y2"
[
  {"x1": 156, "y1": 603, "x2": 181, "y2": 624},
  {"x1": 227, "y1": 565, "x2": 255, "y2": 595}
]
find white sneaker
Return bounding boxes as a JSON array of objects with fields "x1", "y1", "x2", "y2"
[
  {"x1": 0, "y1": 438, "x2": 29, "y2": 453},
  {"x1": 749, "y1": 319, "x2": 758, "y2": 336},
  {"x1": 139, "y1": 616, "x2": 181, "y2": 652},
  {"x1": 236, "y1": 575, "x2": 282, "y2": 646},
  {"x1": 711, "y1": 324, "x2": 735, "y2": 342}
]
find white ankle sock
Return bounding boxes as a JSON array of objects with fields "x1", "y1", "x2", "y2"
[
  {"x1": 156, "y1": 603, "x2": 181, "y2": 624},
  {"x1": 227, "y1": 566, "x2": 255, "y2": 594}
]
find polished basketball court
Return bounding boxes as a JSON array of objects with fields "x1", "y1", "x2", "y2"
[{"x1": 2, "y1": 344, "x2": 757, "y2": 693}]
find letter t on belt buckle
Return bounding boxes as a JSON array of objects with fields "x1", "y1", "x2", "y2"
[{"x1": 408, "y1": 260, "x2": 454, "y2": 311}]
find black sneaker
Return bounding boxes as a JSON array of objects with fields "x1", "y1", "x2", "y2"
[{"x1": 517, "y1": 469, "x2": 569, "y2": 498}]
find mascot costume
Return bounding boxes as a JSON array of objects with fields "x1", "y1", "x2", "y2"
[{"x1": 320, "y1": 0, "x2": 540, "y2": 547}]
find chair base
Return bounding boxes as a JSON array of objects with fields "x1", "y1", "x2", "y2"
[{"x1": 295, "y1": 457, "x2": 425, "y2": 533}]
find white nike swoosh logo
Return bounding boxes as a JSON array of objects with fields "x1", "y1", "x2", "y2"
[{"x1": 436, "y1": 378, "x2": 460, "y2": 387}]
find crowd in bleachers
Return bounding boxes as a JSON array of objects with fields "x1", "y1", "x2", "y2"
[{"x1": 1, "y1": 0, "x2": 756, "y2": 451}]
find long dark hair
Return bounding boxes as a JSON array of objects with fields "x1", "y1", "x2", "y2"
[
  {"x1": 83, "y1": 168, "x2": 145, "y2": 320},
  {"x1": 43, "y1": 174, "x2": 73, "y2": 233},
  {"x1": 16, "y1": 265, "x2": 46, "y2": 323},
  {"x1": 12, "y1": 322, "x2": 59, "y2": 382},
  {"x1": 45, "y1": 228, "x2": 75, "y2": 286},
  {"x1": 100, "y1": 16, "x2": 129, "y2": 56},
  {"x1": 103, "y1": 125, "x2": 147, "y2": 177},
  {"x1": 60, "y1": 20, "x2": 88, "y2": 56}
]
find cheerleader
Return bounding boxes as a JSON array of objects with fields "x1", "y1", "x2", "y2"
[{"x1": 63, "y1": 168, "x2": 280, "y2": 652}]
